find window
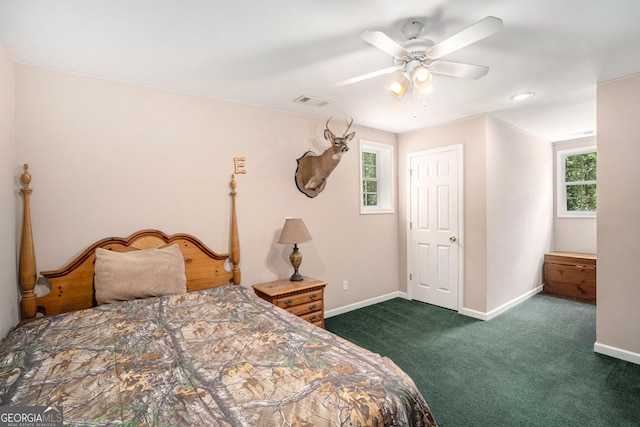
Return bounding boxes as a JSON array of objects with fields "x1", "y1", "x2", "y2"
[
  {"x1": 362, "y1": 151, "x2": 378, "y2": 206},
  {"x1": 360, "y1": 140, "x2": 394, "y2": 214},
  {"x1": 557, "y1": 147, "x2": 596, "y2": 217}
]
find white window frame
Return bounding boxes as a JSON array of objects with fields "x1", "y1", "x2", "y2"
[
  {"x1": 359, "y1": 140, "x2": 394, "y2": 214},
  {"x1": 557, "y1": 146, "x2": 597, "y2": 218}
]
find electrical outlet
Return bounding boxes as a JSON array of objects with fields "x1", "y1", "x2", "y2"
[{"x1": 343, "y1": 280, "x2": 349, "y2": 291}]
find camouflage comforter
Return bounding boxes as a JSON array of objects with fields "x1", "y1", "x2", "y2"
[{"x1": 0, "y1": 285, "x2": 436, "y2": 426}]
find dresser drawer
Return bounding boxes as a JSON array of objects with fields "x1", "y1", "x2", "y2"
[
  {"x1": 273, "y1": 289, "x2": 323, "y2": 309},
  {"x1": 285, "y1": 300, "x2": 323, "y2": 316},
  {"x1": 545, "y1": 263, "x2": 595, "y2": 299}
]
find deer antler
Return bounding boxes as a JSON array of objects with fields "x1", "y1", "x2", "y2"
[
  {"x1": 325, "y1": 117, "x2": 336, "y2": 139},
  {"x1": 325, "y1": 117, "x2": 354, "y2": 138},
  {"x1": 342, "y1": 117, "x2": 354, "y2": 137}
]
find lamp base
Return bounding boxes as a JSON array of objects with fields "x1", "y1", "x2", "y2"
[
  {"x1": 289, "y1": 244, "x2": 304, "y2": 282},
  {"x1": 289, "y1": 270, "x2": 304, "y2": 282}
]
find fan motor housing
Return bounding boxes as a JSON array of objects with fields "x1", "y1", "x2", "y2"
[
  {"x1": 404, "y1": 38, "x2": 434, "y2": 53},
  {"x1": 401, "y1": 19, "x2": 425, "y2": 40},
  {"x1": 394, "y1": 38, "x2": 435, "y2": 68}
]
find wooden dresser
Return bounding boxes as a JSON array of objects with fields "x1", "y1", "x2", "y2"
[
  {"x1": 543, "y1": 251, "x2": 596, "y2": 301},
  {"x1": 252, "y1": 276, "x2": 327, "y2": 328}
]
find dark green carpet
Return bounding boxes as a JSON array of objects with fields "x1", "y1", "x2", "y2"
[{"x1": 325, "y1": 294, "x2": 640, "y2": 426}]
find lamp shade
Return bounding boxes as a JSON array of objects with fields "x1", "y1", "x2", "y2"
[
  {"x1": 278, "y1": 218, "x2": 312, "y2": 244},
  {"x1": 387, "y1": 73, "x2": 410, "y2": 98},
  {"x1": 412, "y1": 66, "x2": 433, "y2": 92}
]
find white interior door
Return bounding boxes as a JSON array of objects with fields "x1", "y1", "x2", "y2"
[{"x1": 409, "y1": 145, "x2": 461, "y2": 310}]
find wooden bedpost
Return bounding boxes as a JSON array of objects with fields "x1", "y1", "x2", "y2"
[
  {"x1": 230, "y1": 174, "x2": 241, "y2": 285},
  {"x1": 19, "y1": 164, "x2": 37, "y2": 319}
]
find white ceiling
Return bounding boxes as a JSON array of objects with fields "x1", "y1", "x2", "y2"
[{"x1": 1, "y1": 0, "x2": 639, "y2": 141}]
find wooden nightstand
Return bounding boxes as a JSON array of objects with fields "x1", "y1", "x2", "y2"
[{"x1": 252, "y1": 276, "x2": 327, "y2": 328}]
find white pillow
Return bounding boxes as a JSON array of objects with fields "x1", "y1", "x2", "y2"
[{"x1": 94, "y1": 244, "x2": 187, "y2": 305}]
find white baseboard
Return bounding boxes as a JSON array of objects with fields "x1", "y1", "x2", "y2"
[
  {"x1": 326, "y1": 286, "x2": 543, "y2": 320},
  {"x1": 459, "y1": 285, "x2": 544, "y2": 321},
  {"x1": 324, "y1": 291, "x2": 408, "y2": 318},
  {"x1": 594, "y1": 342, "x2": 640, "y2": 365}
]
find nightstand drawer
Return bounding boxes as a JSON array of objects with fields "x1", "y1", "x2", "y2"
[
  {"x1": 274, "y1": 289, "x2": 322, "y2": 309},
  {"x1": 300, "y1": 311, "x2": 323, "y2": 325},
  {"x1": 285, "y1": 300, "x2": 323, "y2": 316}
]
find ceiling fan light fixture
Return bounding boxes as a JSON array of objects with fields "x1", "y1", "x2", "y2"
[
  {"x1": 412, "y1": 65, "x2": 431, "y2": 82},
  {"x1": 412, "y1": 65, "x2": 433, "y2": 91},
  {"x1": 388, "y1": 73, "x2": 410, "y2": 98},
  {"x1": 418, "y1": 83, "x2": 435, "y2": 95},
  {"x1": 337, "y1": 15, "x2": 502, "y2": 98}
]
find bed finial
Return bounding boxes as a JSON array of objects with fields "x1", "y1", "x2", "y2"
[
  {"x1": 21, "y1": 163, "x2": 31, "y2": 189},
  {"x1": 19, "y1": 164, "x2": 37, "y2": 319}
]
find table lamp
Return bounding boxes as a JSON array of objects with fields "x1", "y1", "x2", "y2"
[{"x1": 278, "y1": 218, "x2": 312, "y2": 281}]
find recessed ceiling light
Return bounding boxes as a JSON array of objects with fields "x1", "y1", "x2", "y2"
[
  {"x1": 570, "y1": 130, "x2": 595, "y2": 137},
  {"x1": 510, "y1": 92, "x2": 535, "y2": 101}
]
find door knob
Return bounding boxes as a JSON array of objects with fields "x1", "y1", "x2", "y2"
[{"x1": 450, "y1": 236, "x2": 457, "y2": 242}]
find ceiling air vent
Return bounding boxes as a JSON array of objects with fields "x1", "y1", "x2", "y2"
[{"x1": 294, "y1": 95, "x2": 333, "y2": 107}]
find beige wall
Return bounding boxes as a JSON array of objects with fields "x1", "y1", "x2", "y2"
[
  {"x1": 552, "y1": 136, "x2": 597, "y2": 254},
  {"x1": 596, "y1": 73, "x2": 640, "y2": 361},
  {"x1": 485, "y1": 117, "x2": 552, "y2": 312},
  {"x1": 0, "y1": 42, "x2": 18, "y2": 337},
  {"x1": 7, "y1": 60, "x2": 640, "y2": 366},
  {"x1": 398, "y1": 116, "x2": 553, "y2": 317},
  {"x1": 398, "y1": 116, "x2": 489, "y2": 313},
  {"x1": 13, "y1": 64, "x2": 399, "y2": 319}
]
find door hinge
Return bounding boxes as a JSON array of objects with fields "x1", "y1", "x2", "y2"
[
  {"x1": 409, "y1": 221, "x2": 413, "y2": 230},
  {"x1": 409, "y1": 273, "x2": 412, "y2": 281}
]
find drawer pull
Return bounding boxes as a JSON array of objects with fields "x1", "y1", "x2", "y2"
[
  {"x1": 309, "y1": 294, "x2": 317, "y2": 300},
  {"x1": 309, "y1": 304, "x2": 317, "y2": 310},
  {"x1": 309, "y1": 315, "x2": 318, "y2": 322},
  {"x1": 284, "y1": 299, "x2": 293, "y2": 306}
]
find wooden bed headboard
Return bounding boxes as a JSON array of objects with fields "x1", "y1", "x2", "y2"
[{"x1": 18, "y1": 164, "x2": 241, "y2": 320}]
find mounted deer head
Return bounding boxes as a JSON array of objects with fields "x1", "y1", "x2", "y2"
[{"x1": 295, "y1": 117, "x2": 355, "y2": 198}]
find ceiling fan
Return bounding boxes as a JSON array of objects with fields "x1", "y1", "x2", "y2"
[{"x1": 336, "y1": 16, "x2": 503, "y2": 98}]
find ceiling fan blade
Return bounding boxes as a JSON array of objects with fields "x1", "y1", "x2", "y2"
[
  {"x1": 361, "y1": 30, "x2": 409, "y2": 58},
  {"x1": 428, "y1": 16, "x2": 503, "y2": 59},
  {"x1": 335, "y1": 65, "x2": 400, "y2": 87},
  {"x1": 430, "y1": 60, "x2": 490, "y2": 79}
]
